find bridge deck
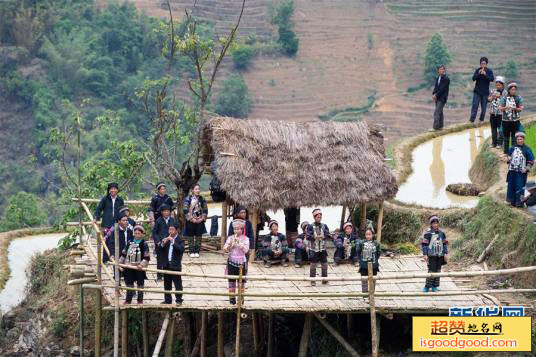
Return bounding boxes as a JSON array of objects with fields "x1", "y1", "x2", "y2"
[{"x1": 79, "y1": 237, "x2": 495, "y2": 313}]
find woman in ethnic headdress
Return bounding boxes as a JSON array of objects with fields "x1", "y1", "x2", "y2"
[
  {"x1": 223, "y1": 219, "x2": 250, "y2": 305},
  {"x1": 182, "y1": 184, "x2": 208, "y2": 258}
]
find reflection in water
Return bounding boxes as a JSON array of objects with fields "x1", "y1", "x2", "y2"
[
  {"x1": 430, "y1": 136, "x2": 445, "y2": 197},
  {"x1": 0, "y1": 233, "x2": 65, "y2": 313},
  {"x1": 396, "y1": 127, "x2": 491, "y2": 209}
]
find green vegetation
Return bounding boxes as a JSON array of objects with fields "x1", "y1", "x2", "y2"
[
  {"x1": 215, "y1": 74, "x2": 251, "y2": 118},
  {"x1": 367, "y1": 32, "x2": 374, "y2": 51},
  {"x1": 423, "y1": 33, "x2": 451, "y2": 84},
  {"x1": 232, "y1": 43, "x2": 256, "y2": 70},
  {"x1": 271, "y1": 0, "x2": 299, "y2": 56},
  {"x1": 468, "y1": 138, "x2": 500, "y2": 190},
  {"x1": 526, "y1": 123, "x2": 536, "y2": 175},
  {"x1": 504, "y1": 59, "x2": 519, "y2": 79},
  {"x1": 0, "y1": 192, "x2": 47, "y2": 232},
  {"x1": 319, "y1": 92, "x2": 376, "y2": 122},
  {"x1": 406, "y1": 82, "x2": 428, "y2": 93}
]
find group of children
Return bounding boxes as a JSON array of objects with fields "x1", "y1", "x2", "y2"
[{"x1": 94, "y1": 182, "x2": 449, "y2": 305}]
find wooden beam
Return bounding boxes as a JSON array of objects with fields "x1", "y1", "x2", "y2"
[
  {"x1": 235, "y1": 266, "x2": 244, "y2": 357},
  {"x1": 142, "y1": 311, "x2": 149, "y2": 357},
  {"x1": 252, "y1": 313, "x2": 259, "y2": 357},
  {"x1": 267, "y1": 313, "x2": 273, "y2": 357},
  {"x1": 95, "y1": 290, "x2": 102, "y2": 357},
  {"x1": 183, "y1": 313, "x2": 192, "y2": 357},
  {"x1": 113, "y1": 223, "x2": 120, "y2": 357},
  {"x1": 314, "y1": 314, "x2": 360, "y2": 357},
  {"x1": 201, "y1": 312, "x2": 207, "y2": 357},
  {"x1": 221, "y1": 201, "x2": 228, "y2": 249},
  {"x1": 217, "y1": 312, "x2": 224, "y2": 357},
  {"x1": 164, "y1": 313, "x2": 176, "y2": 357},
  {"x1": 477, "y1": 234, "x2": 499, "y2": 263},
  {"x1": 152, "y1": 313, "x2": 170, "y2": 357},
  {"x1": 298, "y1": 314, "x2": 312, "y2": 357},
  {"x1": 376, "y1": 202, "x2": 384, "y2": 244},
  {"x1": 121, "y1": 309, "x2": 128, "y2": 357},
  {"x1": 346, "y1": 313, "x2": 353, "y2": 339},
  {"x1": 360, "y1": 203, "x2": 367, "y2": 236},
  {"x1": 368, "y1": 262, "x2": 378, "y2": 357},
  {"x1": 340, "y1": 206, "x2": 347, "y2": 230},
  {"x1": 251, "y1": 210, "x2": 259, "y2": 261}
]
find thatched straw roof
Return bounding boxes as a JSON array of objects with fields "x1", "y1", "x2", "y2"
[{"x1": 201, "y1": 117, "x2": 398, "y2": 210}]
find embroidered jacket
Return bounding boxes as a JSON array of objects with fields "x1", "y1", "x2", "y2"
[
  {"x1": 508, "y1": 145, "x2": 534, "y2": 173},
  {"x1": 305, "y1": 222, "x2": 330, "y2": 252},
  {"x1": 421, "y1": 228, "x2": 448, "y2": 257}
]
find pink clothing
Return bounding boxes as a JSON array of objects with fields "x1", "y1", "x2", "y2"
[{"x1": 224, "y1": 234, "x2": 250, "y2": 264}]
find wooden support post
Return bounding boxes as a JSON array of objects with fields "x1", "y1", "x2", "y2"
[
  {"x1": 360, "y1": 203, "x2": 367, "y2": 236},
  {"x1": 314, "y1": 314, "x2": 360, "y2": 357},
  {"x1": 201, "y1": 312, "x2": 207, "y2": 357},
  {"x1": 235, "y1": 265, "x2": 244, "y2": 357},
  {"x1": 346, "y1": 313, "x2": 353, "y2": 339},
  {"x1": 267, "y1": 313, "x2": 273, "y2": 357},
  {"x1": 113, "y1": 223, "x2": 120, "y2": 357},
  {"x1": 340, "y1": 206, "x2": 347, "y2": 230},
  {"x1": 153, "y1": 312, "x2": 170, "y2": 357},
  {"x1": 121, "y1": 310, "x2": 128, "y2": 357},
  {"x1": 142, "y1": 311, "x2": 149, "y2": 357},
  {"x1": 217, "y1": 312, "x2": 224, "y2": 357},
  {"x1": 183, "y1": 313, "x2": 192, "y2": 357},
  {"x1": 376, "y1": 202, "x2": 384, "y2": 243},
  {"x1": 298, "y1": 314, "x2": 312, "y2": 357},
  {"x1": 368, "y1": 262, "x2": 378, "y2": 357},
  {"x1": 95, "y1": 229, "x2": 102, "y2": 357},
  {"x1": 164, "y1": 313, "x2": 175, "y2": 357},
  {"x1": 79, "y1": 285, "x2": 84, "y2": 357},
  {"x1": 221, "y1": 201, "x2": 228, "y2": 249},
  {"x1": 251, "y1": 209, "x2": 259, "y2": 261},
  {"x1": 252, "y1": 313, "x2": 259, "y2": 357}
]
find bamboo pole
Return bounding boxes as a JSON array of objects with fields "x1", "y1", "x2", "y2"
[
  {"x1": 80, "y1": 285, "x2": 84, "y2": 357},
  {"x1": 360, "y1": 203, "x2": 367, "y2": 236},
  {"x1": 217, "y1": 312, "x2": 224, "y2": 357},
  {"x1": 314, "y1": 314, "x2": 360, "y2": 357},
  {"x1": 121, "y1": 310, "x2": 128, "y2": 357},
  {"x1": 340, "y1": 206, "x2": 347, "y2": 230},
  {"x1": 346, "y1": 313, "x2": 353, "y2": 339},
  {"x1": 96, "y1": 284, "x2": 536, "y2": 299},
  {"x1": 142, "y1": 311, "x2": 149, "y2": 357},
  {"x1": 183, "y1": 313, "x2": 192, "y2": 357},
  {"x1": 152, "y1": 313, "x2": 170, "y2": 357},
  {"x1": 201, "y1": 311, "x2": 207, "y2": 357},
  {"x1": 477, "y1": 234, "x2": 499, "y2": 263},
  {"x1": 221, "y1": 201, "x2": 228, "y2": 249},
  {"x1": 368, "y1": 262, "x2": 378, "y2": 357},
  {"x1": 111, "y1": 261, "x2": 536, "y2": 282},
  {"x1": 95, "y1": 289, "x2": 102, "y2": 357},
  {"x1": 164, "y1": 313, "x2": 175, "y2": 357},
  {"x1": 68, "y1": 277, "x2": 97, "y2": 285},
  {"x1": 113, "y1": 223, "x2": 120, "y2": 357},
  {"x1": 252, "y1": 312, "x2": 259, "y2": 357},
  {"x1": 235, "y1": 265, "x2": 244, "y2": 357},
  {"x1": 298, "y1": 314, "x2": 312, "y2": 357},
  {"x1": 376, "y1": 202, "x2": 384, "y2": 244},
  {"x1": 267, "y1": 313, "x2": 273, "y2": 357}
]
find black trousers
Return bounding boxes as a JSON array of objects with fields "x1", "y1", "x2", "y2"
[
  {"x1": 124, "y1": 268, "x2": 145, "y2": 302},
  {"x1": 503, "y1": 120, "x2": 520, "y2": 154},
  {"x1": 155, "y1": 246, "x2": 165, "y2": 279},
  {"x1": 425, "y1": 256, "x2": 443, "y2": 288},
  {"x1": 433, "y1": 100, "x2": 445, "y2": 130},
  {"x1": 359, "y1": 266, "x2": 378, "y2": 293},
  {"x1": 163, "y1": 267, "x2": 183, "y2": 303},
  {"x1": 489, "y1": 114, "x2": 502, "y2": 146}
]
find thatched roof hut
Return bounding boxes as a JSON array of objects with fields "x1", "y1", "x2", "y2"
[{"x1": 201, "y1": 117, "x2": 398, "y2": 211}]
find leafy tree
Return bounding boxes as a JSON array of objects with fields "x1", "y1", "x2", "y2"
[
  {"x1": 232, "y1": 43, "x2": 256, "y2": 70},
  {"x1": 278, "y1": 25, "x2": 299, "y2": 56},
  {"x1": 215, "y1": 74, "x2": 251, "y2": 118},
  {"x1": 504, "y1": 59, "x2": 519, "y2": 79},
  {"x1": 271, "y1": 0, "x2": 295, "y2": 27},
  {"x1": 423, "y1": 33, "x2": 451, "y2": 84},
  {"x1": 0, "y1": 192, "x2": 47, "y2": 231},
  {"x1": 271, "y1": 0, "x2": 299, "y2": 56}
]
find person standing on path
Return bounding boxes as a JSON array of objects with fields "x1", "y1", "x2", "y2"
[
  {"x1": 499, "y1": 82, "x2": 524, "y2": 154},
  {"x1": 432, "y1": 64, "x2": 450, "y2": 130},
  {"x1": 470, "y1": 57, "x2": 494, "y2": 124},
  {"x1": 506, "y1": 132, "x2": 534, "y2": 207},
  {"x1": 421, "y1": 216, "x2": 448, "y2": 293},
  {"x1": 488, "y1": 76, "x2": 507, "y2": 148},
  {"x1": 94, "y1": 182, "x2": 124, "y2": 232},
  {"x1": 148, "y1": 182, "x2": 174, "y2": 228}
]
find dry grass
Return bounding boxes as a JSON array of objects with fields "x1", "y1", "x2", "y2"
[
  {"x1": 0, "y1": 227, "x2": 54, "y2": 291},
  {"x1": 202, "y1": 117, "x2": 398, "y2": 210}
]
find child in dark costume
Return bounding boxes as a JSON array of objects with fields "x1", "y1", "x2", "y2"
[
  {"x1": 421, "y1": 216, "x2": 448, "y2": 292},
  {"x1": 120, "y1": 225, "x2": 150, "y2": 304},
  {"x1": 306, "y1": 209, "x2": 330, "y2": 286},
  {"x1": 261, "y1": 220, "x2": 289, "y2": 267},
  {"x1": 334, "y1": 222, "x2": 359, "y2": 266},
  {"x1": 294, "y1": 221, "x2": 310, "y2": 267},
  {"x1": 356, "y1": 228, "x2": 380, "y2": 292}
]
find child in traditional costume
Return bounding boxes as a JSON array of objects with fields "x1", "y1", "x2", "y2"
[
  {"x1": 261, "y1": 220, "x2": 289, "y2": 267},
  {"x1": 421, "y1": 216, "x2": 448, "y2": 293},
  {"x1": 334, "y1": 222, "x2": 359, "y2": 266},
  {"x1": 294, "y1": 221, "x2": 310, "y2": 268},
  {"x1": 356, "y1": 228, "x2": 380, "y2": 292},
  {"x1": 488, "y1": 76, "x2": 506, "y2": 148},
  {"x1": 223, "y1": 219, "x2": 250, "y2": 305},
  {"x1": 104, "y1": 213, "x2": 133, "y2": 263},
  {"x1": 506, "y1": 132, "x2": 534, "y2": 207},
  {"x1": 120, "y1": 225, "x2": 150, "y2": 304},
  {"x1": 305, "y1": 209, "x2": 330, "y2": 286},
  {"x1": 183, "y1": 184, "x2": 208, "y2": 258},
  {"x1": 499, "y1": 82, "x2": 524, "y2": 154}
]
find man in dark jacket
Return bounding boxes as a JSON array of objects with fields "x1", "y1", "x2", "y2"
[
  {"x1": 152, "y1": 204, "x2": 177, "y2": 280},
  {"x1": 94, "y1": 182, "x2": 124, "y2": 230},
  {"x1": 104, "y1": 213, "x2": 133, "y2": 263},
  {"x1": 148, "y1": 182, "x2": 174, "y2": 228},
  {"x1": 470, "y1": 57, "x2": 494, "y2": 124},
  {"x1": 160, "y1": 222, "x2": 185, "y2": 304},
  {"x1": 432, "y1": 64, "x2": 450, "y2": 130}
]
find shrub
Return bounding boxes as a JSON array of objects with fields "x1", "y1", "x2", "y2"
[
  {"x1": 423, "y1": 33, "x2": 451, "y2": 84},
  {"x1": 232, "y1": 43, "x2": 256, "y2": 70},
  {"x1": 504, "y1": 59, "x2": 519, "y2": 79},
  {"x1": 271, "y1": 0, "x2": 299, "y2": 56},
  {"x1": 278, "y1": 25, "x2": 299, "y2": 56},
  {"x1": 0, "y1": 191, "x2": 47, "y2": 232},
  {"x1": 215, "y1": 74, "x2": 251, "y2": 118}
]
